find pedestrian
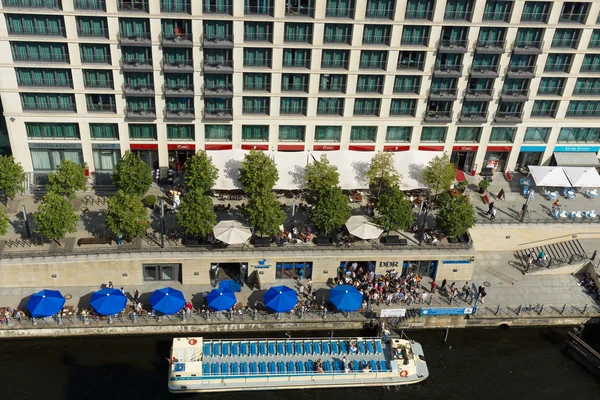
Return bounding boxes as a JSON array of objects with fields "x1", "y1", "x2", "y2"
[
  {"x1": 451, "y1": 288, "x2": 459, "y2": 304},
  {"x1": 449, "y1": 282, "x2": 456, "y2": 295},
  {"x1": 527, "y1": 253, "x2": 534, "y2": 270},
  {"x1": 307, "y1": 278, "x2": 313, "y2": 294},
  {"x1": 421, "y1": 291, "x2": 428, "y2": 304},
  {"x1": 133, "y1": 289, "x2": 139, "y2": 304},
  {"x1": 441, "y1": 279, "x2": 447, "y2": 293},
  {"x1": 486, "y1": 202, "x2": 495, "y2": 215},
  {"x1": 537, "y1": 250, "x2": 545, "y2": 263},
  {"x1": 430, "y1": 280, "x2": 437, "y2": 293},
  {"x1": 120, "y1": 287, "x2": 125, "y2": 295},
  {"x1": 490, "y1": 206, "x2": 496, "y2": 220},
  {"x1": 108, "y1": 281, "x2": 113, "y2": 289},
  {"x1": 480, "y1": 287, "x2": 487, "y2": 303},
  {"x1": 461, "y1": 282, "x2": 469, "y2": 298},
  {"x1": 497, "y1": 188, "x2": 505, "y2": 201},
  {"x1": 465, "y1": 287, "x2": 472, "y2": 303},
  {"x1": 297, "y1": 268, "x2": 304, "y2": 281}
]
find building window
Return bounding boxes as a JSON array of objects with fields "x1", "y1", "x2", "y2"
[
  {"x1": 76, "y1": 16, "x2": 108, "y2": 38},
  {"x1": 6, "y1": 14, "x2": 65, "y2": 36},
  {"x1": 160, "y1": 0, "x2": 191, "y2": 13},
  {"x1": 21, "y1": 93, "x2": 75, "y2": 111},
  {"x1": 359, "y1": 50, "x2": 387, "y2": 69},
  {"x1": 317, "y1": 98, "x2": 344, "y2": 116},
  {"x1": 284, "y1": 22, "x2": 313, "y2": 43},
  {"x1": 531, "y1": 100, "x2": 558, "y2": 118},
  {"x1": 168, "y1": 125, "x2": 194, "y2": 140},
  {"x1": 242, "y1": 125, "x2": 269, "y2": 141},
  {"x1": 363, "y1": 24, "x2": 391, "y2": 45},
  {"x1": 582, "y1": 54, "x2": 600, "y2": 72},
  {"x1": 243, "y1": 48, "x2": 272, "y2": 67},
  {"x1": 545, "y1": 53, "x2": 573, "y2": 73},
  {"x1": 401, "y1": 26, "x2": 429, "y2": 46},
  {"x1": 83, "y1": 69, "x2": 113, "y2": 89},
  {"x1": 243, "y1": 73, "x2": 270, "y2": 91},
  {"x1": 163, "y1": 47, "x2": 193, "y2": 67},
  {"x1": 489, "y1": 127, "x2": 516, "y2": 142},
  {"x1": 523, "y1": 128, "x2": 550, "y2": 143},
  {"x1": 324, "y1": 23, "x2": 352, "y2": 44},
  {"x1": 15, "y1": 68, "x2": 72, "y2": 87},
  {"x1": 315, "y1": 126, "x2": 341, "y2": 142},
  {"x1": 26, "y1": 123, "x2": 79, "y2": 139},
  {"x1": 285, "y1": 0, "x2": 315, "y2": 18},
  {"x1": 121, "y1": 46, "x2": 152, "y2": 65},
  {"x1": 365, "y1": 0, "x2": 394, "y2": 19},
  {"x1": 326, "y1": 0, "x2": 355, "y2": 18},
  {"x1": 245, "y1": 0, "x2": 274, "y2": 16},
  {"x1": 31, "y1": 149, "x2": 83, "y2": 171},
  {"x1": 566, "y1": 101, "x2": 600, "y2": 117},
  {"x1": 405, "y1": 0, "x2": 435, "y2": 20},
  {"x1": 389, "y1": 99, "x2": 416, "y2": 116},
  {"x1": 393, "y1": 75, "x2": 420, "y2": 94},
  {"x1": 126, "y1": 97, "x2": 155, "y2": 113},
  {"x1": 521, "y1": 1, "x2": 551, "y2": 23},
  {"x1": 482, "y1": 1, "x2": 513, "y2": 22},
  {"x1": 281, "y1": 74, "x2": 309, "y2": 92},
  {"x1": 90, "y1": 123, "x2": 118, "y2": 140},
  {"x1": 385, "y1": 127, "x2": 412, "y2": 142},
  {"x1": 244, "y1": 21, "x2": 273, "y2": 42},
  {"x1": 537, "y1": 77, "x2": 565, "y2": 95},
  {"x1": 356, "y1": 75, "x2": 384, "y2": 93},
  {"x1": 279, "y1": 126, "x2": 305, "y2": 142},
  {"x1": 319, "y1": 74, "x2": 346, "y2": 92},
  {"x1": 75, "y1": 0, "x2": 106, "y2": 11},
  {"x1": 142, "y1": 264, "x2": 180, "y2": 281},
  {"x1": 203, "y1": 0, "x2": 232, "y2": 15},
  {"x1": 86, "y1": 94, "x2": 116, "y2": 112},
  {"x1": 282, "y1": 49, "x2": 310, "y2": 68},
  {"x1": 455, "y1": 127, "x2": 481, "y2": 142},
  {"x1": 204, "y1": 125, "x2": 231, "y2": 141},
  {"x1": 275, "y1": 262, "x2": 312, "y2": 280},
  {"x1": 280, "y1": 98, "x2": 307, "y2": 115},
  {"x1": 204, "y1": 74, "x2": 233, "y2": 93},
  {"x1": 242, "y1": 97, "x2": 270, "y2": 114},
  {"x1": 353, "y1": 99, "x2": 380, "y2": 116},
  {"x1": 321, "y1": 50, "x2": 349, "y2": 69},
  {"x1": 574, "y1": 78, "x2": 600, "y2": 95},
  {"x1": 420, "y1": 127, "x2": 447, "y2": 142},
  {"x1": 350, "y1": 126, "x2": 377, "y2": 142},
  {"x1": 117, "y1": 0, "x2": 149, "y2": 12},
  {"x1": 128, "y1": 124, "x2": 157, "y2": 140},
  {"x1": 558, "y1": 128, "x2": 600, "y2": 143},
  {"x1": 444, "y1": 0, "x2": 474, "y2": 21},
  {"x1": 560, "y1": 2, "x2": 589, "y2": 24},
  {"x1": 515, "y1": 28, "x2": 544, "y2": 48},
  {"x1": 80, "y1": 43, "x2": 111, "y2": 64},
  {"x1": 93, "y1": 149, "x2": 119, "y2": 172},
  {"x1": 11, "y1": 41, "x2": 69, "y2": 62},
  {"x1": 552, "y1": 29, "x2": 581, "y2": 49},
  {"x1": 589, "y1": 30, "x2": 600, "y2": 48},
  {"x1": 397, "y1": 51, "x2": 425, "y2": 70}
]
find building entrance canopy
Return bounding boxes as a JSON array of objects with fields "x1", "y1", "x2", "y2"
[{"x1": 207, "y1": 150, "x2": 443, "y2": 191}]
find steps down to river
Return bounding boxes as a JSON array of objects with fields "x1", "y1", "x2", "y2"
[{"x1": 517, "y1": 239, "x2": 587, "y2": 274}]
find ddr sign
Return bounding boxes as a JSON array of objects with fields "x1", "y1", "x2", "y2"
[
  {"x1": 419, "y1": 307, "x2": 474, "y2": 316},
  {"x1": 380, "y1": 309, "x2": 407, "y2": 317}
]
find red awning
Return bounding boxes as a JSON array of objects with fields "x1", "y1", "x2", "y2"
[
  {"x1": 348, "y1": 145, "x2": 375, "y2": 151},
  {"x1": 168, "y1": 144, "x2": 195, "y2": 151},
  {"x1": 205, "y1": 144, "x2": 233, "y2": 150},
  {"x1": 129, "y1": 144, "x2": 158, "y2": 150},
  {"x1": 487, "y1": 146, "x2": 512, "y2": 152},
  {"x1": 278, "y1": 144, "x2": 305, "y2": 151},
  {"x1": 313, "y1": 145, "x2": 340, "y2": 151},
  {"x1": 384, "y1": 145, "x2": 410, "y2": 152},
  {"x1": 418, "y1": 145, "x2": 444, "y2": 151},
  {"x1": 241, "y1": 144, "x2": 269, "y2": 151},
  {"x1": 452, "y1": 146, "x2": 478, "y2": 152}
]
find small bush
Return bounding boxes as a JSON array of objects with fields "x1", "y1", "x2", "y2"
[{"x1": 142, "y1": 195, "x2": 156, "y2": 209}]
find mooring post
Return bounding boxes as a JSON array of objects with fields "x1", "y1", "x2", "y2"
[
  {"x1": 495, "y1": 305, "x2": 501, "y2": 316},
  {"x1": 561, "y1": 304, "x2": 566, "y2": 315},
  {"x1": 444, "y1": 327, "x2": 449, "y2": 343},
  {"x1": 582, "y1": 304, "x2": 588, "y2": 314},
  {"x1": 517, "y1": 305, "x2": 522, "y2": 316},
  {"x1": 538, "y1": 305, "x2": 544, "y2": 315}
]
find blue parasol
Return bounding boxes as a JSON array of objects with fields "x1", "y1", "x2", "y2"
[
  {"x1": 26, "y1": 289, "x2": 66, "y2": 317},
  {"x1": 263, "y1": 285, "x2": 298, "y2": 313},
  {"x1": 149, "y1": 287, "x2": 185, "y2": 315},
  {"x1": 329, "y1": 285, "x2": 362, "y2": 312},
  {"x1": 207, "y1": 287, "x2": 237, "y2": 311},
  {"x1": 90, "y1": 288, "x2": 127, "y2": 316}
]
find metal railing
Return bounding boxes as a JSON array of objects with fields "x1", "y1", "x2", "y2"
[
  {"x1": 285, "y1": 5, "x2": 314, "y2": 17},
  {"x1": 573, "y1": 87, "x2": 600, "y2": 95},
  {"x1": 363, "y1": 35, "x2": 390, "y2": 45},
  {"x1": 22, "y1": 102, "x2": 75, "y2": 112},
  {"x1": 124, "y1": 107, "x2": 156, "y2": 118},
  {"x1": 77, "y1": 28, "x2": 108, "y2": 38},
  {"x1": 559, "y1": 13, "x2": 588, "y2": 24},
  {"x1": 164, "y1": 107, "x2": 195, "y2": 118},
  {"x1": 325, "y1": 7, "x2": 354, "y2": 18},
  {"x1": 116, "y1": 31, "x2": 151, "y2": 42},
  {"x1": 117, "y1": 0, "x2": 148, "y2": 12},
  {"x1": 203, "y1": 83, "x2": 233, "y2": 94},
  {"x1": 465, "y1": 88, "x2": 494, "y2": 98},
  {"x1": 580, "y1": 64, "x2": 600, "y2": 72},
  {"x1": 122, "y1": 82, "x2": 154, "y2": 93},
  {"x1": 17, "y1": 78, "x2": 73, "y2": 88},
  {"x1": 283, "y1": 33, "x2": 312, "y2": 43},
  {"x1": 203, "y1": 59, "x2": 233, "y2": 69},
  {"x1": 8, "y1": 25, "x2": 65, "y2": 36},
  {"x1": 74, "y1": 0, "x2": 105, "y2": 10},
  {"x1": 202, "y1": 34, "x2": 234, "y2": 45},
  {"x1": 160, "y1": 32, "x2": 193, "y2": 44},
  {"x1": 244, "y1": 33, "x2": 273, "y2": 42},
  {"x1": 405, "y1": 9, "x2": 433, "y2": 20},
  {"x1": 566, "y1": 109, "x2": 600, "y2": 118},
  {"x1": 365, "y1": 7, "x2": 394, "y2": 19},
  {"x1": 501, "y1": 88, "x2": 530, "y2": 98},
  {"x1": 444, "y1": 10, "x2": 472, "y2": 20},
  {"x1": 459, "y1": 110, "x2": 488, "y2": 121},
  {"x1": 475, "y1": 39, "x2": 506, "y2": 50},
  {"x1": 324, "y1": 34, "x2": 353, "y2": 45},
  {"x1": 401, "y1": 36, "x2": 429, "y2": 46},
  {"x1": 472, "y1": 303, "x2": 600, "y2": 318},
  {"x1": 429, "y1": 87, "x2": 458, "y2": 96},
  {"x1": 438, "y1": 39, "x2": 468, "y2": 49},
  {"x1": 513, "y1": 39, "x2": 544, "y2": 51},
  {"x1": 244, "y1": 58, "x2": 273, "y2": 68},
  {"x1": 389, "y1": 107, "x2": 416, "y2": 117},
  {"x1": 3, "y1": 0, "x2": 61, "y2": 8},
  {"x1": 280, "y1": 106, "x2": 307, "y2": 115},
  {"x1": 537, "y1": 86, "x2": 564, "y2": 95},
  {"x1": 482, "y1": 10, "x2": 511, "y2": 21},
  {"x1": 203, "y1": 108, "x2": 233, "y2": 119},
  {"x1": 13, "y1": 52, "x2": 69, "y2": 63},
  {"x1": 321, "y1": 59, "x2": 347, "y2": 69},
  {"x1": 119, "y1": 58, "x2": 153, "y2": 69},
  {"x1": 506, "y1": 64, "x2": 536, "y2": 74},
  {"x1": 163, "y1": 83, "x2": 194, "y2": 94},
  {"x1": 242, "y1": 106, "x2": 270, "y2": 115},
  {"x1": 282, "y1": 58, "x2": 310, "y2": 68},
  {"x1": 87, "y1": 103, "x2": 116, "y2": 112},
  {"x1": 244, "y1": 5, "x2": 273, "y2": 16},
  {"x1": 494, "y1": 110, "x2": 523, "y2": 122},
  {"x1": 160, "y1": 0, "x2": 191, "y2": 13},
  {"x1": 243, "y1": 82, "x2": 270, "y2": 91},
  {"x1": 521, "y1": 12, "x2": 549, "y2": 22},
  {"x1": 551, "y1": 38, "x2": 579, "y2": 48},
  {"x1": 433, "y1": 63, "x2": 463, "y2": 74},
  {"x1": 281, "y1": 84, "x2": 309, "y2": 92},
  {"x1": 202, "y1": 3, "x2": 232, "y2": 15},
  {"x1": 397, "y1": 60, "x2": 424, "y2": 70},
  {"x1": 161, "y1": 58, "x2": 194, "y2": 69},
  {"x1": 359, "y1": 60, "x2": 387, "y2": 69},
  {"x1": 470, "y1": 64, "x2": 499, "y2": 74},
  {"x1": 81, "y1": 54, "x2": 111, "y2": 64},
  {"x1": 477, "y1": 215, "x2": 600, "y2": 225},
  {"x1": 84, "y1": 79, "x2": 113, "y2": 89}
]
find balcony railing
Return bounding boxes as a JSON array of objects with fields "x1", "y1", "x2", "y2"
[
  {"x1": 559, "y1": 13, "x2": 588, "y2": 24},
  {"x1": 482, "y1": 11, "x2": 511, "y2": 22},
  {"x1": 459, "y1": 110, "x2": 488, "y2": 122},
  {"x1": 3, "y1": 0, "x2": 61, "y2": 8},
  {"x1": 506, "y1": 64, "x2": 536, "y2": 75},
  {"x1": 444, "y1": 10, "x2": 473, "y2": 20},
  {"x1": 501, "y1": 88, "x2": 530, "y2": 99},
  {"x1": 537, "y1": 86, "x2": 564, "y2": 96},
  {"x1": 581, "y1": 63, "x2": 600, "y2": 72},
  {"x1": 397, "y1": 60, "x2": 424, "y2": 70},
  {"x1": 317, "y1": 105, "x2": 344, "y2": 115},
  {"x1": 438, "y1": 39, "x2": 468, "y2": 51},
  {"x1": 117, "y1": 31, "x2": 151, "y2": 44},
  {"x1": 282, "y1": 58, "x2": 310, "y2": 68},
  {"x1": 363, "y1": 35, "x2": 390, "y2": 45},
  {"x1": 242, "y1": 106, "x2": 269, "y2": 115},
  {"x1": 161, "y1": 58, "x2": 194, "y2": 71},
  {"x1": 244, "y1": 33, "x2": 273, "y2": 42},
  {"x1": 84, "y1": 78, "x2": 113, "y2": 89},
  {"x1": 475, "y1": 39, "x2": 506, "y2": 52},
  {"x1": 589, "y1": 39, "x2": 600, "y2": 48},
  {"x1": 203, "y1": 83, "x2": 233, "y2": 96},
  {"x1": 117, "y1": 0, "x2": 148, "y2": 12},
  {"x1": 243, "y1": 82, "x2": 270, "y2": 91},
  {"x1": 359, "y1": 60, "x2": 387, "y2": 69},
  {"x1": 203, "y1": 59, "x2": 233, "y2": 71},
  {"x1": 124, "y1": 107, "x2": 156, "y2": 118},
  {"x1": 531, "y1": 109, "x2": 556, "y2": 118},
  {"x1": 282, "y1": 84, "x2": 309, "y2": 92},
  {"x1": 244, "y1": 5, "x2": 273, "y2": 16},
  {"x1": 77, "y1": 28, "x2": 109, "y2": 38},
  {"x1": 201, "y1": 34, "x2": 234, "y2": 47},
  {"x1": 393, "y1": 84, "x2": 420, "y2": 94},
  {"x1": 122, "y1": 82, "x2": 154, "y2": 95},
  {"x1": 356, "y1": 84, "x2": 383, "y2": 93},
  {"x1": 354, "y1": 107, "x2": 379, "y2": 116},
  {"x1": 521, "y1": 12, "x2": 549, "y2": 23},
  {"x1": 74, "y1": 0, "x2": 105, "y2": 10},
  {"x1": 164, "y1": 107, "x2": 195, "y2": 119},
  {"x1": 389, "y1": 107, "x2": 416, "y2": 116},
  {"x1": 81, "y1": 54, "x2": 111, "y2": 64},
  {"x1": 429, "y1": 87, "x2": 458, "y2": 98},
  {"x1": 163, "y1": 83, "x2": 194, "y2": 95},
  {"x1": 244, "y1": 58, "x2": 272, "y2": 68},
  {"x1": 325, "y1": 7, "x2": 354, "y2": 18},
  {"x1": 433, "y1": 63, "x2": 463, "y2": 75},
  {"x1": 405, "y1": 9, "x2": 433, "y2": 20},
  {"x1": 324, "y1": 34, "x2": 352, "y2": 45},
  {"x1": 203, "y1": 108, "x2": 233, "y2": 120},
  {"x1": 160, "y1": 33, "x2": 193, "y2": 46},
  {"x1": 551, "y1": 38, "x2": 579, "y2": 48},
  {"x1": 23, "y1": 101, "x2": 75, "y2": 112},
  {"x1": 281, "y1": 106, "x2": 307, "y2": 115},
  {"x1": 573, "y1": 87, "x2": 600, "y2": 95},
  {"x1": 401, "y1": 36, "x2": 429, "y2": 46},
  {"x1": 544, "y1": 63, "x2": 572, "y2": 73},
  {"x1": 284, "y1": 33, "x2": 312, "y2": 43},
  {"x1": 8, "y1": 25, "x2": 65, "y2": 37},
  {"x1": 465, "y1": 88, "x2": 494, "y2": 99},
  {"x1": 17, "y1": 78, "x2": 72, "y2": 88},
  {"x1": 119, "y1": 58, "x2": 153, "y2": 70},
  {"x1": 494, "y1": 110, "x2": 523, "y2": 122},
  {"x1": 88, "y1": 103, "x2": 116, "y2": 112},
  {"x1": 424, "y1": 110, "x2": 452, "y2": 122},
  {"x1": 566, "y1": 109, "x2": 600, "y2": 117},
  {"x1": 285, "y1": 5, "x2": 314, "y2": 18},
  {"x1": 321, "y1": 59, "x2": 348, "y2": 69},
  {"x1": 202, "y1": 3, "x2": 232, "y2": 15},
  {"x1": 160, "y1": 0, "x2": 191, "y2": 13},
  {"x1": 365, "y1": 7, "x2": 394, "y2": 19},
  {"x1": 513, "y1": 40, "x2": 544, "y2": 52},
  {"x1": 13, "y1": 52, "x2": 69, "y2": 63}
]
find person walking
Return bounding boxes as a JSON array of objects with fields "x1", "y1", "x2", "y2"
[
  {"x1": 479, "y1": 287, "x2": 487, "y2": 303},
  {"x1": 430, "y1": 280, "x2": 437, "y2": 293},
  {"x1": 486, "y1": 202, "x2": 495, "y2": 216},
  {"x1": 133, "y1": 289, "x2": 139, "y2": 304},
  {"x1": 465, "y1": 286, "x2": 472, "y2": 304},
  {"x1": 461, "y1": 282, "x2": 469, "y2": 299},
  {"x1": 490, "y1": 206, "x2": 497, "y2": 220},
  {"x1": 537, "y1": 250, "x2": 545, "y2": 264}
]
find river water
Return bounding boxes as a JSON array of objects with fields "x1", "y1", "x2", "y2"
[{"x1": 0, "y1": 327, "x2": 597, "y2": 400}]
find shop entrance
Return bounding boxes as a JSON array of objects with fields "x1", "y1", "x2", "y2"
[
  {"x1": 209, "y1": 262, "x2": 248, "y2": 287},
  {"x1": 451, "y1": 151, "x2": 475, "y2": 174},
  {"x1": 484, "y1": 151, "x2": 509, "y2": 172},
  {"x1": 516, "y1": 151, "x2": 543, "y2": 174},
  {"x1": 402, "y1": 260, "x2": 438, "y2": 279},
  {"x1": 168, "y1": 150, "x2": 194, "y2": 171},
  {"x1": 132, "y1": 150, "x2": 159, "y2": 169}
]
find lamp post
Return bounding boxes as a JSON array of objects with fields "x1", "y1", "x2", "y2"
[
  {"x1": 160, "y1": 198, "x2": 165, "y2": 248},
  {"x1": 520, "y1": 189, "x2": 534, "y2": 222}
]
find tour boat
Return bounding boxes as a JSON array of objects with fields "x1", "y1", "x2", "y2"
[{"x1": 168, "y1": 336, "x2": 429, "y2": 393}]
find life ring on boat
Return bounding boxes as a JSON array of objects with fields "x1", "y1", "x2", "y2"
[
  {"x1": 188, "y1": 338, "x2": 198, "y2": 346},
  {"x1": 399, "y1": 370, "x2": 409, "y2": 378}
]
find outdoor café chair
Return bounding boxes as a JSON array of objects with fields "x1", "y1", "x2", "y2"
[
  {"x1": 585, "y1": 211, "x2": 591, "y2": 219},
  {"x1": 576, "y1": 211, "x2": 583, "y2": 218},
  {"x1": 591, "y1": 210, "x2": 598, "y2": 218},
  {"x1": 560, "y1": 210, "x2": 568, "y2": 218}
]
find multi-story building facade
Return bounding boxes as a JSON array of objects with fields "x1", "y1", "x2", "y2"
[{"x1": 1, "y1": 0, "x2": 600, "y2": 185}]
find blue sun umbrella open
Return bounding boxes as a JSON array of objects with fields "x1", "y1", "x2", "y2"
[
  {"x1": 26, "y1": 289, "x2": 66, "y2": 318},
  {"x1": 263, "y1": 285, "x2": 298, "y2": 313},
  {"x1": 149, "y1": 287, "x2": 186, "y2": 315},
  {"x1": 207, "y1": 287, "x2": 237, "y2": 311},
  {"x1": 90, "y1": 288, "x2": 127, "y2": 316},
  {"x1": 329, "y1": 285, "x2": 362, "y2": 312}
]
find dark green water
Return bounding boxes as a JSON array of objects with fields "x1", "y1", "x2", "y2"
[{"x1": 0, "y1": 327, "x2": 597, "y2": 400}]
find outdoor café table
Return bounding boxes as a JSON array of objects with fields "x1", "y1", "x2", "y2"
[{"x1": 522, "y1": 180, "x2": 531, "y2": 186}]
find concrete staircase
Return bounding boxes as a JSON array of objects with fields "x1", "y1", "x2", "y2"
[{"x1": 517, "y1": 239, "x2": 588, "y2": 274}]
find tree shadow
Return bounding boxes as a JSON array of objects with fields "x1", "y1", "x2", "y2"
[
  {"x1": 247, "y1": 289, "x2": 267, "y2": 308},
  {"x1": 351, "y1": 160, "x2": 370, "y2": 188},
  {"x1": 408, "y1": 163, "x2": 425, "y2": 187},
  {"x1": 80, "y1": 210, "x2": 108, "y2": 238},
  {"x1": 9, "y1": 210, "x2": 29, "y2": 240},
  {"x1": 224, "y1": 159, "x2": 243, "y2": 189},
  {"x1": 290, "y1": 164, "x2": 306, "y2": 189}
]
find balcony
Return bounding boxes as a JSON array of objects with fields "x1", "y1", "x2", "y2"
[
  {"x1": 23, "y1": 101, "x2": 75, "y2": 112},
  {"x1": 513, "y1": 40, "x2": 544, "y2": 54},
  {"x1": 444, "y1": 10, "x2": 472, "y2": 21},
  {"x1": 281, "y1": 106, "x2": 307, "y2": 116},
  {"x1": 475, "y1": 39, "x2": 505, "y2": 54},
  {"x1": 203, "y1": 59, "x2": 233, "y2": 73},
  {"x1": 120, "y1": 58, "x2": 153, "y2": 71},
  {"x1": 284, "y1": 33, "x2": 312, "y2": 44},
  {"x1": 405, "y1": 9, "x2": 433, "y2": 20},
  {"x1": 470, "y1": 64, "x2": 499, "y2": 78},
  {"x1": 122, "y1": 82, "x2": 154, "y2": 96},
  {"x1": 363, "y1": 35, "x2": 390, "y2": 46},
  {"x1": 438, "y1": 39, "x2": 468, "y2": 53},
  {"x1": 397, "y1": 60, "x2": 424, "y2": 71},
  {"x1": 160, "y1": 0, "x2": 191, "y2": 13},
  {"x1": 244, "y1": 32, "x2": 273, "y2": 43},
  {"x1": 161, "y1": 58, "x2": 193, "y2": 72},
  {"x1": 500, "y1": 88, "x2": 530, "y2": 101},
  {"x1": 552, "y1": 38, "x2": 579, "y2": 49},
  {"x1": 81, "y1": 54, "x2": 111, "y2": 64},
  {"x1": 359, "y1": 60, "x2": 387, "y2": 70},
  {"x1": 521, "y1": 12, "x2": 549, "y2": 23},
  {"x1": 242, "y1": 105, "x2": 269, "y2": 115},
  {"x1": 389, "y1": 107, "x2": 416, "y2": 117},
  {"x1": 580, "y1": 63, "x2": 600, "y2": 73},
  {"x1": 203, "y1": 83, "x2": 233, "y2": 97},
  {"x1": 77, "y1": 28, "x2": 109, "y2": 39},
  {"x1": 74, "y1": 0, "x2": 105, "y2": 10},
  {"x1": 117, "y1": 31, "x2": 151, "y2": 46},
  {"x1": 424, "y1": 110, "x2": 452, "y2": 123},
  {"x1": 203, "y1": 3, "x2": 232, "y2": 15},
  {"x1": 464, "y1": 88, "x2": 494, "y2": 101},
  {"x1": 88, "y1": 103, "x2": 116, "y2": 113},
  {"x1": 282, "y1": 59, "x2": 310, "y2": 68},
  {"x1": 401, "y1": 36, "x2": 429, "y2": 47},
  {"x1": 432, "y1": 63, "x2": 463, "y2": 77},
  {"x1": 203, "y1": 108, "x2": 233, "y2": 120},
  {"x1": 285, "y1": 5, "x2": 314, "y2": 18},
  {"x1": 84, "y1": 78, "x2": 113, "y2": 89},
  {"x1": 559, "y1": 13, "x2": 588, "y2": 24},
  {"x1": 117, "y1": 0, "x2": 148, "y2": 12},
  {"x1": 17, "y1": 78, "x2": 73, "y2": 88},
  {"x1": 566, "y1": 110, "x2": 600, "y2": 118},
  {"x1": 243, "y1": 82, "x2": 270, "y2": 92},
  {"x1": 544, "y1": 63, "x2": 572, "y2": 73},
  {"x1": 537, "y1": 86, "x2": 564, "y2": 96},
  {"x1": 282, "y1": 84, "x2": 309, "y2": 92},
  {"x1": 505, "y1": 65, "x2": 536, "y2": 78},
  {"x1": 160, "y1": 33, "x2": 193, "y2": 47},
  {"x1": 459, "y1": 110, "x2": 488, "y2": 123},
  {"x1": 244, "y1": 58, "x2": 272, "y2": 68},
  {"x1": 164, "y1": 107, "x2": 194, "y2": 119},
  {"x1": 482, "y1": 10, "x2": 511, "y2": 22},
  {"x1": 8, "y1": 25, "x2": 65, "y2": 37},
  {"x1": 201, "y1": 34, "x2": 234, "y2": 48},
  {"x1": 589, "y1": 39, "x2": 600, "y2": 49},
  {"x1": 317, "y1": 106, "x2": 344, "y2": 116},
  {"x1": 13, "y1": 52, "x2": 69, "y2": 63},
  {"x1": 244, "y1": 4, "x2": 273, "y2": 16},
  {"x1": 325, "y1": 7, "x2": 354, "y2": 18},
  {"x1": 324, "y1": 35, "x2": 353, "y2": 45},
  {"x1": 428, "y1": 87, "x2": 458, "y2": 100},
  {"x1": 573, "y1": 87, "x2": 600, "y2": 96},
  {"x1": 393, "y1": 84, "x2": 420, "y2": 94},
  {"x1": 2, "y1": 0, "x2": 61, "y2": 9},
  {"x1": 124, "y1": 107, "x2": 156, "y2": 119},
  {"x1": 365, "y1": 7, "x2": 394, "y2": 19},
  {"x1": 494, "y1": 110, "x2": 523, "y2": 123},
  {"x1": 163, "y1": 83, "x2": 194, "y2": 97},
  {"x1": 356, "y1": 85, "x2": 383, "y2": 94}
]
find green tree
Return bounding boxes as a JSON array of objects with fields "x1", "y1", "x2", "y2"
[
  {"x1": 176, "y1": 190, "x2": 217, "y2": 238},
  {"x1": 239, "y1": 149, "x2": 279, "y2": 196},
  {"x1": 111, "y1": 151, "x2": 153, "y2": 196},
  {"x1": 0, "y1": 207, "x2": 9, "y2": 236},
  {"x1": 366, "y1": 152, "x2": 401, "y2": 196},
  {"x1": 376, "y1": 185, "x2": 414, "y2": 233},
  {"x1": 105, "y1": 190, "x2": 149, "y2": 238},
  {"x1": 436, "y1": 194, "x2": 476, "y2": 238},
  {"x1": 305, "y1": 154, "x2": 340, "y2": 197},
  {"x1": 245, "y1": 192, "x2": 286, "y2": 236},
  {"x1": 0, "y1": 155, "x2": 26, "y2": 201},
  {"x1": 47, "y1": 159, "x2": 87, "y2": 198},
  {"x1": 422, "y1": 153, "x2": 456, "y2": 197},
  {"x1": 34, "y1": 192, "x2": 78, "y2": 243},
  {"x1": 310, "y1": 187, "x2": 351, "y2": 237},
  {"x1": 184, "y1": 151, "x2": 219, "y2": 194}
]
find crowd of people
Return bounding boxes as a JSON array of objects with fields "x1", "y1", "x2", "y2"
[{"x1": 579, "y1": 273, "x2": 599, "y2": 300}]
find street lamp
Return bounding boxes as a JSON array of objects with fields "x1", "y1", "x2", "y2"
[{"x1": 520, "y1": 189, "x2": 534, "y2": 222}]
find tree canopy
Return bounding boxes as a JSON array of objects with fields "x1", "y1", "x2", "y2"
[
  {"x1": 245, "y1": 192, "x2": 286, "y2": 236},
  {"x1": 305, "y1": 154, "x2": 340, "y2": 197},
  {"x1": 310, "y1": 186, "x2": 350, "y2": 236},
  {"x1": 176, "y1": 190, "x2": 216, "y2": 238},
  {"x1": 376, "y1": 185, "x2": 414, "y2": 232},
  {"x1": 34, "y1": 192, "x2": 78, "y2": 242},
  {"x1": 47, "y1": 159, "x2": 87, "y2": 198},
  {"x1": 111, "y1": 151, "x2": 153, "y2": 196},
  {"x1": 366, "y1": 152, "x2": 401, "y2": 195},
  {"x1": 0, "y1": 155, "x2": 26, "y2": 201},
  {"x1": 105, "y1": 190, "x2": 149, "y2": 238},
  {"x1": 436, "y1": 193, "x2": 476, "y2": 238},
  {"x1": 184, "y1": 151, "x2": 219, "y2": 194},
  {"x1": 239, "y1": 149, "x2": 278, "y2": 196},
  {"x1": 0, "y1": 207, "x2": 9, "y2": 236},
  {"x1": 422, "y1": 153, "x2": 456, "y2": 196}
]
